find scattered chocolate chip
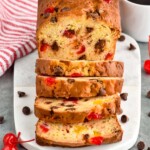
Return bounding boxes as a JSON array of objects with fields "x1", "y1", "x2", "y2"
[
  {"x1": 40, "y1": 13, "x2": 43, "y2": 17},
  {"x1": 83, "y1": 134, "x2": 89, "y2": 142},
  {"x1": 53, "y1": 66, "x2": 64, "y2": 76},
  {"x1": 99, "y1": 88, "x2": 106, "y2": 96},
  {"x1": 43, "y1": 13, "x2": 50, "y2": 19},
  {"x1": 0, "y1": 116, "x2": 4, "y2": 124},
  {"x1": 61, "y1": 7, "x2": 70, "y2": 12},
  {"x1": 45, "y1": 101, "x2": 52, "y2": 104},
  {"x1": 67, "y1": 79, "x2": 75, "y2": 83},
  {"x1": 84, "y1": 118, "x2": 89, "y2": 122},
  {"x1": 86, "y1": 27, "x2": 94, "y2": 33},
  {"x1": 120, "y1": 93, "x2": 128, "y2": 101},
  {"x1": 118, "y1": 35, "x2": 125, "y2": 41},
  {"x1": 66, "y1": 108, "x2": 76, "y2": 111},
  {"x1": 65, "y1": 104, "x2": 74, "y2": 107},
  {"x1": 22, "y1": 106, "x2": 31, "y2": 115},
  {"x1": 18, "y1": 91, "x2": 26, "y2": 97},
  {"x1": 78, "y1": 55, "x2": 86, "y2": 60},
  {"x1": 128, "y1": 43, "x2": 136, "y2": 50},
  {"x1": 95, "y1": 39, "x2": 106, "y2": 52},
  {"x1": 51, "y1": 41, "x2": 59, "y2": 51},
  {"x1": 51, "y1": 106, "x2": 59, "y2": 109},
  {"x1": 66, "y1": 129, "x2": 69, "y2": 133},
  {"x1": 121, "y1": 115, "x2": 128, "y2": 123},
  {"x1": 54, "y1": 7, "x2": 59, "y2": 12},
  {"x1": 146, "y1": 91, "x2": 150, "y2": 98},
  {"x1": 50, "y1": 16, "x2": 57, "y2": 23},
  {"x1": 148, "y1": 112, "x2": 150, "y2": 117},
  {"x1": 50, "y1": 109, "x2": 54, "y2": 115},
  {"x1": 147, "y1": 147, "x2": 150, "y2": 150},
  {"x1": 137, "y1": 141, "x2": 145, "y2": 150}
]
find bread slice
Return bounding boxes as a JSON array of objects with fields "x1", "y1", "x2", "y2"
[
  {"x1": 36, "y1": 59, "x2": 124, "y2": 77},
  {"x1": 37, "y1": 0, "x2": 121, "y2": 60},
  {"x1": 35, "y1": 94, "x2": 120, "y2": 124},
  {"x1": 36, "y1": 76, "x2": 123, "y2": 98},
  {"x1": 36, "y1": 116, "x2": 123, "y2": 147}
]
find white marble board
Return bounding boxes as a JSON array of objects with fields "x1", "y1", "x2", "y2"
[{"x1": 14, "y1": 33, "x2": 141, "y2": 150}]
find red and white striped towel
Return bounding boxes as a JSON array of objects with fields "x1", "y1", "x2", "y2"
[{"x1": 0, "y1": 0, "x2": 37, "y2": 76}]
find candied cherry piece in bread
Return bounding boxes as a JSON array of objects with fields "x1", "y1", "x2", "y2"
[{"x1": 144, "y1": 60, "x2": 150, "y2": 74}]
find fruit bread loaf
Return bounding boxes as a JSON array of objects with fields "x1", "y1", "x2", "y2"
[
  {"x1": 37, "y1": 0, "x2": 121, "y2": 60},
  {"x1": 35, "y1": 94, "x2": 120, "y2": 124},
  {"x1": 36, "y1": 59, "x2": 124, "y2": 77},
  {"x1": 36, "y1": 75, "x2": 123, "y2": 98},
  {"x1": 36, "y1": 116, "x2": 123, "y2": 147}
]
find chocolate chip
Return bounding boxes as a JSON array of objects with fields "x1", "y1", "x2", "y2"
[
  {"x1": 78, "y1": 55, "x2": 86, "y2": 60},
  {"x1": 67, "y1": 79, "x2": 75, "y2": 83},
  {"x1": 53, "y1": 66, "x2": 63, "y2": 76},
  {"x1": 84, "y1": 118, "x2": 89, "y2": 122},
  {"x1": 18, "y1": 91, "x2": 26, "y2": 97},
  {"x1": 51, "y1": 106, "x2": 59, "y2": 109},
  {"x1": 65, "y1": 108, "x2": 76, "y2": 111},
  {"x1": 95, "y1": 39, "x2": 106, "y2": 52},
  {"x1": 45, "y1": 101, "x2": 52, "y2": 104},
  {"x1": 83, "y1": 134, "x2": 89, "y2": 142},
  {"x1": 86, "y1": 27, "x2": 94, "y2": 33},
  {"x1": 99, "y1": 88, "x2": 106, "y2": 96},
  {"x1": 43, "y1": 13, "x2": 50, "y2": 19},
  {"x1": 0, "y1": 116, "x2": 4, "y2": 124},
  {"x1": 128, "y1": 43, "x2": 136, "y2": 50},
  {"x1": 66, "y1": 129, "x2": 69, "y2": 133},
  {"x1": 137, "y1": 141, "x2": 145, "y2": 150},
  {"x1": 61, "y1": 7, "x2": 70, "y2": 12},
  {"x1": 121, "y1": 115, "x2": 128, "y2": 123},
  {"x1": 120, "y1": 93, "x2": 128, "y2": 101},
  {"x1": 22, "y1": 106, "x2": 31, "y2": 115},
  {"x1": 51, "y1": 41, "x2": 59, "y2": 51},
  {"x1": 54, "y1": 7, "x2": 59, "y2": 12},
  {"x1": 146, "y1": 91, "x2": 150, "y2": 98},
  {"x1": 118, "y1": 35, "x2": 125, "y2": 41},
  {"x1": 148, "y1": 112, "x2": 150, "y2": 117},
  {"x1": 50, "y1": 16, "x2": 57, "y2": 23},
  {"x1": 50, "y1": 109, "x2": 54, "y2": 115},
  {"x1": 147, "y1": 147, "x2": 150, "y2": 150},
  {"x1": 65, "y1": 105, "x2": 74, "y2": 107}
]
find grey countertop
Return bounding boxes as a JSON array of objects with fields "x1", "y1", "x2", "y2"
[{"x1": 0, "y1": 42, "x2": 150, "y2": 150}]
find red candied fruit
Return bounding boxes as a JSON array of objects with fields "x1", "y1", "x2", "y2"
[
  {"x1": 40, "y1": 43, "x2": 50, "y2": 52},
  {"x1": 105, "y1": 53, "x2": 113, "y2": 60},
  {"x1": 44, "y1": 7, "x2": 54, "y2": 13},
  {"x1": 87, "y1": 112, "x2": 102, "y2": 120},
  {"x1": 63, "y1": 30, "x2": 75, "y2": 38},
  {"x1": 77, "y1": 45, "x2": 86, "y2": 54},
  {"x1": 104, "y1": 0, "x2": 111, "y2": 3},
  {"x1": 144, "y1": 60, "x2": 150, "y2": 74},
  {"x1": 40, "y1": 124, "x2": 49, "y2": 133},
  {"x1": 70, "y1": 73, "x2": 82, "y2": 77},
  {"x1": 45, "y1": 77, "x2": 56, "y2": 86},
  {"x1": 90, "y1": 136, "x2": 104, "y2": 145}
]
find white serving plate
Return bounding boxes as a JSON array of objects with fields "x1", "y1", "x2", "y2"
[{"x1": 14, "y1": 33, "x2": 141, "y2": 150}]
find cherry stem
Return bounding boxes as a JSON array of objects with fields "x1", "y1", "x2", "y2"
[
  {"x1": 18, "y1": 139, "x2": 35, "y2": 144},
  {"x1": 17, "y1": 132, "x2": 21, "y2": 139}
]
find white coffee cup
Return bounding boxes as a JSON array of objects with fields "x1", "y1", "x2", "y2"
[{"x1": 120, "y1": 0, "x2": 150, "y2": 42}]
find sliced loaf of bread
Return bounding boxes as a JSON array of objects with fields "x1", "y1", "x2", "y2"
[
  {"x1": 36, "y1": 76, "x2": 123, "y2": 98},
  {"x1": 36, "y1": 59, "x2": 124, "y2": 77},
  {"x1": 35, "y1": 94, "x2": 120, "y2": 124},
  {"x1": 36, "y1": 116, "x2": 123, "y2": 147}
]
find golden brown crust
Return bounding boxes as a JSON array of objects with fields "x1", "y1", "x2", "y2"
[
  {"x1": 34, "y1": 95, "x2": 121, "y2": 124},
  {"x1": 35, "y1": 116, "x2": 123, "y2": 147},
  {"x1": 36, "y1": 75, "x2": 124, "y2": 98},
  {"x1": 37, "y1": 0, "x2": 121, "y2": 31},
  {"x1": 36, "y1": 59, "x2": 124, "y2": 77}
]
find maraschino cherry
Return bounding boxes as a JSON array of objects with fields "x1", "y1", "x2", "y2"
[
  {"x1": 2, "y1": 132, "x2": 34, "y2": 150},
  {"x1": 144, "y1": 36, "x2": 150, "y2": 74}
]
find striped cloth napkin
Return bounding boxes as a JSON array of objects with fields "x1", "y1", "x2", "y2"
[{"x1": 0, "y1": 0, "x2": 37, "y2": 76}]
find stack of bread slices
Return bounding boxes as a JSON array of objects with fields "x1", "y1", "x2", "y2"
[{"x1": 34, "y1": 0, "x2": 124, "y2": 147}]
